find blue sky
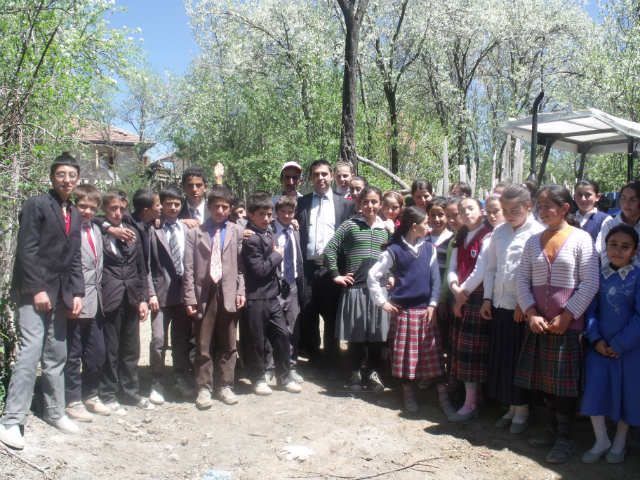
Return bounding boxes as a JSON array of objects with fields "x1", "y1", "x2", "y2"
[{"x1": 109, "y1": 0, "x2": 601, "y2": 160}]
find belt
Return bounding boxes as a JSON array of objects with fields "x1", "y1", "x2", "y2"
[{"x1": 306, "y1": 257, "x2": 324, "y2": 266}]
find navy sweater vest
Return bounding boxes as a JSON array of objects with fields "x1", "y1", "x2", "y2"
[
  {"x1": 388, "y1": 241, "x2": 433, "y2": 309},
  {"x1": 581, "y1": 210, "x2": 609, "y2": 243}
]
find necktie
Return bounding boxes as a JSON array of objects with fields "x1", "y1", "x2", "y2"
[
  {"x1": 283, "y1": 228, "x2": 295, "y2": 284},
  {"x1": 315, "y1": 195, "x2": 325, "y2": 256},
  {"x1": 62, "y1": 204, "x2": 70, "y2": 236},
  {"x1": 209, "y1": 227, "x2": 222, "y2": 283},
  {"x1": 168, "y1": 222, "x2": 182, "y2": 276},
  {"x1": 83, "y1": 225, "x2": 97, "y2": 262},
  {"x1": 191, "y1": 207, "x2": 201, "y2": 222}
]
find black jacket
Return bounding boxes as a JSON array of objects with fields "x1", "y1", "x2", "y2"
[
  {"x1": 148, "y1": 219, "x2": 184, "y2": 308},
  {"x1": 11, "y1": 190, "x2": 84, "y2": 309},
  {"x1": 101, "y1": 227, "x2": 148, "y2": 312},
  {"x1": 93, "y1": 211, "x2": 151, "y2": 273},
  {"x1": 241, "y1": 221, "x2": 283, "y2": 300}
]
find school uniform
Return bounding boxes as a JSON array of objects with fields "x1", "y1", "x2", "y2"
[
  {"x1": 178, "y1": 199, "x2": 209, "y2": 223},
  {"x1": 183, "y1": 219, "x2": 244, "y2": 393},
  {"x1": 241, "y1": 220, "x2": 293, "y2": 385},
  {"x1": 64, "y1": 222, "x2": 105, "y2": 405},
  {"x1": 265, "y1": 220, "x2": 304, "y2": 373},
  {"x1": 98, "y1": 224, "x2": 149, "y2": 405},
  {"x1": 295, "y1": 191, "x2": 355, "y2": 371},
  {"x1": 576, "y1": 207, "x2": 611, "y2": 246},
  {"x1": 148, "y1": 218, "x2": 194, "y2": 387},
  {"x1": 2, "y1": 190, "x2": 84, "y2": 426}
]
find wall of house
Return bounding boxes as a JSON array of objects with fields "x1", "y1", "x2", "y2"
[{"x1": 73, "y1": 144, "x2": 141, "y2": 185}]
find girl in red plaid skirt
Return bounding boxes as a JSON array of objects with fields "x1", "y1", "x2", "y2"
[
  {"x1": 448, "y1": 197, "x2": 493, "y2": 423},
  {"x1": 368, "y1": 207, "x2": 454, "y2": 415}
]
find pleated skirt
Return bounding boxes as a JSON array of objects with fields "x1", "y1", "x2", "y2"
[{"x1": 335, "y1": 287, "x2": 390, "y2": 342}]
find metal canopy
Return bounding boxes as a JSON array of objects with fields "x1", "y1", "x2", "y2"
[{"x1": 498, "y1": 108, "x2": 640, "y2": 182}]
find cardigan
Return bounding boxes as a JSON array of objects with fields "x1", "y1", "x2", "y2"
[{"x1": 516, "y1": 227, "x2": 599, "y2": 331}]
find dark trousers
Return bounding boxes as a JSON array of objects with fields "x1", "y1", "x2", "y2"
[
  {"x1": 99, "y1": 295, "x2": 141, "y2": 405},
  {"x1": 65, "y1": 317, "x2": 105, "y2": 404},
  {"x1": 266, "y1": 281, "x2": 301, "y2": 372},
  {"x1": 150, "y1": 304, "x2": 194, "y2": 385},
  {"x1": 301, "y1": 263, "x2": 341, "y2": 365},
  {"x1": 193, "y1": 281, "x2": 237, "y2": 392},
  {"x1": 348, "y1": 341, "x2": 383, "y2": 374},
  {"x1": 243, "y1": 297, "x2": 292, "y2": 385}
]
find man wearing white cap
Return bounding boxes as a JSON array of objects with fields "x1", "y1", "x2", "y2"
[{"x1": 272, "y1": 162, "x2": 304, "y2": 204}]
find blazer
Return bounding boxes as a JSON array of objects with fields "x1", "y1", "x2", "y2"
[
  {"x1": 270, "y1": 221, "x2": 304, "y2": 305},
  {"x1": 242, "y1": 222, "x2": 283, "y2": 300},
  {"x1": 149, "y1": 219, "x2": 185, "y2": 308},
  {"x1": 183, "y1": 221, "x2": 245, "y2": 314},
  {"x1": 79, "y1": 223, "x2": 103, "y2": 318},
  {"x1": 10, "y1": 190, "x2": 84, "y2": 309},
  {"x1": 101, "y1": 227, "x2": 148, "y2": 312},
  {"x1": 295, "y1": 191, "x2": 354, "y2": 271}
]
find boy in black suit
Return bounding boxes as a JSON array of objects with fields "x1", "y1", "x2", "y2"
[
  {"x1": 265, "y1": 195, "x2": 304, "y2": 384},
  {"x1": 0, "y1": 154, "x2": 84, "y2": 450},
  {"x1": 148, "y1": 185, "x2": 195, "y2": 405},
  {"x1": 98, "y1": 190, "x2": 152, "y2": 415},
  {"x1": 241, "y1": 192, "x2": 302, "y2": 396}
]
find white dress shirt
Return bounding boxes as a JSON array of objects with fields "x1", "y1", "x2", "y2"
[
  {"x1": 164, "y1": 218, "x2": 186, "y2": 267},
  {"x1": 447, "y1": 225, "x2": 489, "y2": 287},
  {"x1": 274, "y1": 219, "x2": 298, "y2": 278},
  {"x1": 108, "y1": 222, "x2": 123, "y2": 256},
  {"x1": 187, "y1": 199, "x2": 209, "y2": 223},
  {"x1": 367, "y1": 236, "x2": 442, "y2": 308},
  {"x1": 307, "y1": 191, "x2": 336, "y2": 259}
]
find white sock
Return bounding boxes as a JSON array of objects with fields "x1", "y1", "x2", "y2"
[
  {"x1": 512, "y1": 404, "x2": 530, "y2": 424},
  {"x1": 502, "y1": 405, "x2": 516, "y2": 420},
  {"x1": 456, "y1": 382, "x2": 477, "y2": 415},
  {"x1": 589, "y1": 415, "x2": 611, "y2": 454},
  {"x1": 610, "y1": 420, "x2": 629, "y2": 454}
]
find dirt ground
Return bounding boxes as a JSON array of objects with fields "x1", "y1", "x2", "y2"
[{"x1": 1, "y1": 320, "x2": 639, "y2": 480}]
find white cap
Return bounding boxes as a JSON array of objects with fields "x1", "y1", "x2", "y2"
[{"x1": 280, "y1": 161, "x2": 303, "y2": 174}]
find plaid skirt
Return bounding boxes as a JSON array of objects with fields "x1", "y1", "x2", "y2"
[
  {"x1": 514, "y1": 326, "x2": 584, "y2": 397},
  {"x1": 450, "y1": 290, "x2": 491, "y2": 383},
  {"x1": 388, "y1": 308, "x2": 445, "y2": 380}
]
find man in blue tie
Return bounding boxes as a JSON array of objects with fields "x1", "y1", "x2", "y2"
[{"x1": 265, "y1": 195, "x2": 305, "y2": 383}]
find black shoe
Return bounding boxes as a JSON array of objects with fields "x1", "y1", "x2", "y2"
[
  {"x1": 325, "y1": 367, "x2": 340, "y2": 381},
  {"x1": 546, "y1": 438, "x2": 577, "y2": 464},
  {"x1": 530, "y1": 430, "x2": 557, "y2": 448}
]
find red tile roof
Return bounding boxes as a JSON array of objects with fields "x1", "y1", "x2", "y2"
[{"x1": 75, "y1": 123, "x2": 155, "y2": 147}]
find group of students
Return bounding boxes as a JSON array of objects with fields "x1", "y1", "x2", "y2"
[{"x1": 0, "y1": 154, "x2": 638, "y2": 469}]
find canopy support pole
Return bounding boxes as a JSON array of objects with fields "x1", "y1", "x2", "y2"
[
  {"x1": 577, "y1": 149, "x2": 588, "y2": 182},
  {"x1": 537, "y1": 136, "x2": 557, "y2": 186},
  {"x1": 527, "y1": 92, "x2": 545, "y2": 183},
  {"x1": 628, "y1": 138, "x2": 635, "y2": 182}
]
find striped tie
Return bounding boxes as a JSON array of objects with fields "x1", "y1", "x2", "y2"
[{"x1": 168, "y1": 222, "x2": 182, "y2": 276}]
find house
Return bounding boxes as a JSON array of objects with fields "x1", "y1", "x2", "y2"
[
  {"x1": 156, "y1": 152, "x2": 192, "y2": 176},
  {"x1": 73, "y1": 122, "x2": 156, "y2": 185}
]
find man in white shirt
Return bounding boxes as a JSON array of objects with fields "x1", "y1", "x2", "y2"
[
  {"x1": 179, "y1": 166, "x2": 210, "y2": 227},
  {"x1": 272, "y1": 161, "x2": 304, "y2": 204}
]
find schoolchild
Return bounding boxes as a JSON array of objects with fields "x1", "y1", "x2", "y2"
[
  {"x1": 574, "y1": 180, "x2": 611, "y2": 247},
  {"x1": 334, "y1": 161, "x2": 355, "y2": 198},
  {"x1": 463, "y1": 184, "x2": 545, "y2": 433},
  {"x1": 324, "y1": 186, "x2": 389, "y2": 392},
  {"x1": 515, "y1": 184, "x2": 599, "y2": 463},
  {"x1": 449, "y1": 182, "x2": 471, "y2": 198},
  {"x1": 581, "y1": 224, "x2": 640, "y2": 464},
  {"x1": 0, "y1": 154, "x2": 84, "y2": 449},
  {"x1": 597, "y1": 181, "x2": 640, "y2": 264},
  {"x1": 484, "y1": 194, "x2": 505, "y2": 228},
  {"x1": 447, "y1": 197, "x2": 493, "y2": 422},
  {"x1": 380, "y1": 190, "x2": 403, "y2": 235},
  {"x1": 426, "y1": 196, "x2": 453, "y2": 281},
  {"x1": 64, "y1": 184, "x2": 111, "y2": 422},
  {"x1": 368, "y1": 206, "x2": 453, "y2": 415},
  {"x1": 349, "y1": 176, "x2": 368, "y2": 214},
  {"x1": 411, "y1": 179, "x2": 433, "y2": 211}
]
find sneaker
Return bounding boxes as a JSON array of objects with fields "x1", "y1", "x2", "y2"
[
  {"x1": 84, "y1": 397, "x2": 111, "y2": 416},
  {"x1": 253, "y1": 381, "x2": 273, "y2": 396},
  {"x1": 290, "y1": 369, "x2": 304, "y2": 384},
  {"x1": 218, "y1": 387, "x2": 239, "y2": 405},
  {"x1": 349, "y1": 371, "x2": 363, "y2": 391},
  {"x1": 265, "y1": 371, "x2": 275, "y2": 384},
  {"x1": 546, "y1": 438, "x2": 577, "y2": 464},
  {"x1": 44, "y1": 415, "x2": 79, "y2": 434},
  {"x1": 283, "y1": 381, "x2": 302, "y2": 394},
  {"x1": 368, "y1": 371, "x2": 385, "y2": 393},
  {"x1": 418, "y1": 379, "x2": 432, "y2": 391},
  {"x1": 196, "y1": 388, "x2": 214, "y2": 410},
  {"x1": 65, "y1": 402, "x2": 93, "y2": 423},
  {"x1": 404, "y1": 396, "x2": 419, "y2": 413},
  {"x1": 173, "y1": 376, "x2": 195, "y2": 398},
  {"x1": 0, "y1": 424, "x2": 25, "y2": 450},
  {"x1": 134, "y1": 398, "x2": 155, "y2": 410},
  {"x1": 149, "y1": 386, "x2": 165, "y2": 406},
  {"x1": 104, "y1": 401, "x2": 127, "y2": 416}
]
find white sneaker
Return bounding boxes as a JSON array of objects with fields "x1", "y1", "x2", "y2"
[
  {"x1": 134, "y1": 398, "x2": 155, "y2": 410},
  {"x1": 283, "y1": 381, "x2": 302, "y2": 394},
  {"x1": 253, "y1": 381, "x2": 273, "y2": 396},
  {"x1": 0, "y1": 424, "x2": 24, "y2": 450},
  {"x1": 290, "y1": 369, "x2": 304, "y2": 384},
  {"x1": 44, "y1": 415, "x2": 79, "y2": 434},
  {"x1": 84, "y1": 396, "x2": 111, "y2": 416},
  {"x1": 149, "y1": 386, "x2": 165, "y2": 406},
  {"x1": 104, "y1": 401, "x2": 127, "y2": 416},
  {"x1": 65, "y1": 402, "x2": 93, "y2": 423},
  {"x1": 196, "y1": 388, "x2": 213, "y2": 409},
  {"x1": 218, "y1": 387, "x2": 239, "y2": 405}
]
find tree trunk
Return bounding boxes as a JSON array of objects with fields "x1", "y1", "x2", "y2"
[
  {"x1": 384, "y1": 83, "x2": 399, "y2": 174},
  {"x1": 337, "y1": 0, "x2": 369, "y2": 166}
]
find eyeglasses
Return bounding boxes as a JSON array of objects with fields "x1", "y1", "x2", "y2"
[{"x1": 54, "y1": 172, "x2": 78, "y2": 180}]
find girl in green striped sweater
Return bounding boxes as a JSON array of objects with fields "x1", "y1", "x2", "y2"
[{"x1": 324, "y1": 186, "x2": 390, "y2": 392}]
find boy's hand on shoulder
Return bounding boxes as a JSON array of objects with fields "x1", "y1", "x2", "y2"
[
  {"x1": 149, "y1": 296, "x2": 160, "y2": 313},
  {"x1": 291, "y1": 219, "x2": 299, "y2": 230},
  {"x1": 182, "y1": 219, "x2": 201, "y2": 229},
  {"x1": 236, "y1": 295, "x2": 245, "y2": 309},
  {"x1": 273, "y1": 245, "x2": 283, "y2": 256},
  {"x1": 139, "y1": 302, "x2": 149, "y2": 321},
  {"x1": 108, "y1": 226, "x2": 135, "y2": 243},
  {"x1": 243, "y1": 229, "x2": 254, "y2": 240},
  {"x1": 186, "y1": 305, "x2": 198, "y2": 317},
  {"x1": 33, "y1": 291, "x2": 51, "y2": 312}
]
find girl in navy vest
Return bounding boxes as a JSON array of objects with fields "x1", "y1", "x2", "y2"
[
  {"x1": 574, "y1": 180, "x2": 611, "y2": 246},
  {"x1": 447, "y1": 197, "x2": 493, "y2": 422},
  {"x1": 368, "y1": 206, "x2": 454, "y2": 416}
]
